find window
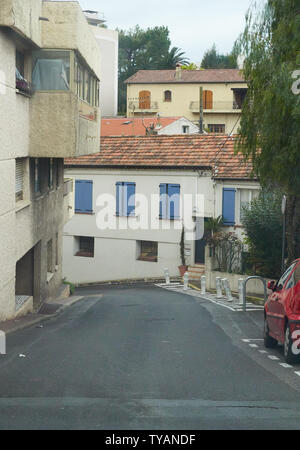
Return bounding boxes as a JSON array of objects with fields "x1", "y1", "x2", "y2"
[
  {"x1": 222, "y1": 188, "x2": 236, "y2": 226},
  {"x1": 139, "y1": 90, "x2": 151, "y2": 109},
  {"x1": 116, "y1": 182, "x2": 136, "y2": 217},
  {"x1": 75, "y1": 236, "x2": 94, "y2": 258},
  {"x1": 159, "y1": 184, "x2": 180, "y2": 220},
  {"x1": 75, "y1": 180, "x2": 93, "y2": 214},
  {"x1": 208, "y1": 124, "x2": 225, "y2": 133},
  {"x1": 164, "y1": 90, "x2": 172, "y2": 102},
  {"x1": 56, "y1": 160, "x2": 61, "y2": 189},
  {"x1": 240, "y1": 189, "x2": 259, "y2": 222},
  {"x1": 182, "y1": 125, "x2": 190, "y2": 134},
  {"x1": 16, "y1": 159, "x2": 24, "y2": 201},
  {"x1": 137, "y1": 241, "x2": 158, "y2": 262},
  {"x1": 34, "y1": 158, "x2": 41, "y2": 195},
  {"x1": 16, "y1": 50, "x2": 25, "y2": 78},
  {"x1": 32, "y1": 50, "x2": 70, "y2": 91},
  {"x1": 47, "y1": 239, "x2": 53, "y2": 274},
  {"x1": 48, "y1": 159, "x2": 54, "y2": 190},
  {"x1": 277, "y1": 263, "x2": 297, "y2": 290},
  {"x1": 203, "y1": 90, "x2": 213, "y2": 109}
]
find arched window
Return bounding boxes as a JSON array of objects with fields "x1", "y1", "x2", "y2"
[
  {"x1": 139, "y1": 90, "x2": 151, "y2": 109},
  {"x1": 203, "y1": 90, "x2": 213, "y2": 109},
  {"x1": 164, "y1": 90, "x2": 172, "y2": 102}
]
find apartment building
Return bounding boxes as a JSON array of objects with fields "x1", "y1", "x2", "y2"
[
  {"x1": 63, "y1": 135, "x2": 260, "y2": 285},
  {"x1": 84, "y1": 10, "x2": 119, "y2": 117},
  {"x1": 125, "y1": 67, "x2": 247, "y2": 134},
  {"x1": 0, "y1": 0, "x2": 101, "y2": 320}
]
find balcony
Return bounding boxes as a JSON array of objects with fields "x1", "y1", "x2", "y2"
[
  {"x1": 0, "y1": 0, "x2": 42, "y2": 47},
  {"x1": 29, "y1": 50, "x2": 100, "y2": 158},
  {"x1": 189, "y1": 101, "x2": 243, "y2": 113},
  {"x1": 128, "y1": 101, "x2": 159, "y2": 113}
]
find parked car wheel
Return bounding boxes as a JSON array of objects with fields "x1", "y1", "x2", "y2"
[
  {"x1": 284, "y1": 324, "x2": 299, "y2": 364},
  {"x1": 264, "y1": 317, "x2": 278, "y2": 348}
]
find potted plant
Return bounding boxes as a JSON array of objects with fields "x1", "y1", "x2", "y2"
[{"x1": 178, "y1": 226, "x2": 188, "y2": 276}]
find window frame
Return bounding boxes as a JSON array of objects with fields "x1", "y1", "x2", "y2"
[
  {"x1": 159, "y1": 183, "x2": 181, "y2": 220},
  {"x1": 75, "y1": 236, "x2": 95, "y2": 258},
  {"x1": 116, "y1": 182, "x2": 136, "y2": 217},
  {"x1": 137, "y1": 241, "x2": 158, "y2": 262}
]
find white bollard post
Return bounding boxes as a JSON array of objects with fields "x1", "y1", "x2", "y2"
[
  {"x1": 216, "y1": 277, "x2": 222, "y2": 298},
  {"x1": 164, "y1": 268, "x2": 170, "y2": 285},
  {"x1": 183, "y1": 272, "x2": 189, "y2": 291},
  {"x1": 223, "y1": 278, "x2": 233, "y2": 302},
  {"x1": 0, "y1": 330, "x2": 6, "y2": 355},
  {"x1": 238, "y1": 279, "x2": 245, "y2": 306},
  {"x1": 221, "y1": 278, "x2": 227, "y2": 297},
  {"x1": 201, "y1": 276, "x2": 206, "y2": 295}
]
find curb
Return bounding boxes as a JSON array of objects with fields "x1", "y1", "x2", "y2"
[
  {"x1": 188, "y1": 283, "x2": 265, "y2": 306},
  {"x1": 0, "y1": 295, "x2": 85, "y2": 336}
]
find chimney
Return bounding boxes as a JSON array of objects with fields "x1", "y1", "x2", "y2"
[{"x1": 175, "y1": 64, "x2": 182, "y2": 80}]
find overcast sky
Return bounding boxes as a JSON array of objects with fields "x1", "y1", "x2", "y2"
[{"x1": 77, "y1": 0, "x2": 262, "y2": 63}]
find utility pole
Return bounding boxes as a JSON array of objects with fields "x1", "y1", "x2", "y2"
[{"x1": 199, "y1": 87, "x2": 204, "y2": 134}]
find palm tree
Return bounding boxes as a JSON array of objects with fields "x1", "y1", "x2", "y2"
[{"x1": 161, "y1": 47, "x2": 189, "y2": 69}]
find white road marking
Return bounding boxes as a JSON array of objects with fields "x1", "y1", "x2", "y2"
[
  {"x1": 242, "y1": 339, "x2": 250, "y2": 342},
  {"x1": 268, "y1": 355, "x2": 280, "y2": 360},
  {"x1": 259, "y1": 350, "x2": 268, "y2": 354},
  {"x1": 280, "y1": 363, "x2": 293, "y2": 368},
  {"x1": 294, "y1": 372, "x2": 300, "y2": 377},
  {"x1": 249, "y1": 344, "x2": 259, "y2": 348}
]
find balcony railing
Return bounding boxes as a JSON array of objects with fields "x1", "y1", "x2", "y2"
[
  {"x1": 128, "y1": 101, "x2": 159, "y2": 112},
  {"x1": 189, "y1": 101, "x2": 243, "y2": 112}
]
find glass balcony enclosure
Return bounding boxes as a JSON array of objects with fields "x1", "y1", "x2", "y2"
[{"x1": 32, "y1": 50, "x2": 99, "y2": 108}]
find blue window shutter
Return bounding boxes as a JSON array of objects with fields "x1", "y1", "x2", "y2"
[
  {"x1": 125, "y1": 182, "x2": 136, "y2": 217},
  {"x1": 75, "y1": 180, "x2": 93, "y2": 213},
  {"x1": 168, "y1": 184, "x2": 180, "y2": 219},
  {"x1": 159, "y1": 184, "x2": 167, "y2": 219},
  {"x1": 223, "y1": 188, "x2": 236, "y2": 225},
  {"x1": 116, "y1": 182, "x2": 122, "y2": 216}
]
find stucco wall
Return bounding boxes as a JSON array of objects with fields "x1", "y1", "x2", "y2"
[
  {"x1": 41, "y1": 1, "x2": 101, "y2": 79},
  {"x1": 30, "y1": 92, "x2": 100, "y2": 158},
  {"x1": 0, "y1": 0, "x2": 41, "y2": 46},
  {"x1": 126, "y1": 82, "x2": 247, "y2": 133}
]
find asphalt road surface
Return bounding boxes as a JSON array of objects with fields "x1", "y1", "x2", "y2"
[{"x1": 1, "y1": 283, "x2": 300, "y2": 430}]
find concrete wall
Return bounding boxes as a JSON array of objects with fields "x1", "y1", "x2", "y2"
[
  {"x1": 90, "y1": 26, "x2": 118, "y2": 117},
  {"x1": 127, "y1": 82, "x2": 247, "y2": 133},
  {"x1": 41, "y1": 1, "x2": 101, "y2": 79},
  {"x1": 0, "y1": 0, "x2": 42, "y2": 46},
  {"x1": 63, "y1": 168, "x2": 214, "y2": 284},
  {"x1": 30, "y1": 92, "x2": 100, "y2": 158}
]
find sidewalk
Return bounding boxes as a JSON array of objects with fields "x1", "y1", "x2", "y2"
[{"x1": 0, "y1": 294, "x2": 85, "y2": 335}]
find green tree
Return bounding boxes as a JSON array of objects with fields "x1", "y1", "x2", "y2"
[
  {"x1": 242, "y1": 192, "x2": 283, "y2": 278},
  {"x1": 118, "y1": 26, "x2": 188, "y2": 113},
  {"x1": 201, "y1": 43, "x2": 238, "y2": 69},
  {"x1": 235, "y1": 0, "x2": 300, "y2": 264}
]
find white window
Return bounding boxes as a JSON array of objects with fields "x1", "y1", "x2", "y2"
[
  {"x1": 239, "y1": 189, "x2": 259, "y2": 222},
  {"x1": 16, "y1": 159, "x2": 24, "y2": 201}
]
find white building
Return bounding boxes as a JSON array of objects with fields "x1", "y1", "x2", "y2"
[
  {"x1": 63, "y1": 135, "x2": 260, "y2": 285},
  {"x1": 84, "y1": 10, "x2": 118, "y2": 117}
]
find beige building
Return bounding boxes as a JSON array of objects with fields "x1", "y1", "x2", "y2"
[
  {"x1": 0, "y1": 0, "x2": 101, "y2": 321},
  {"x1": 125, "y1": 68, "x2": 247, "y2": 134}
]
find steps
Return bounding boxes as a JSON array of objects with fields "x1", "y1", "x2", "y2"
[{"x1": 188, "y1": 264, "x2": 205, "y2": 280}]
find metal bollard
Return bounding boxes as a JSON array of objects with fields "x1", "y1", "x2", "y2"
[
  {"x1": 164, "y1": 268, "x2": 170, "y2": 285},
  {"x1": 238, "y1": 279, "x2": 245, "y2": 306},
  {"x1": 201, "y1": 276, "x2": 206, "y2": 295},
  {"x1": 222, "y1": 278, "x2": 233, "y2": 302},
  {"x1": 216, "y1": 277, "x2": 222, "y2": 298},
  {"x1": 183, "y1": 272, "x2": 189, "y2": 291}
]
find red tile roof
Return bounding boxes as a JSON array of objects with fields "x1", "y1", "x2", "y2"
[
  {"x1": 65, "y1": 135, "x2": 255, "y2": 180},
  {"x1": 101, "y1": 117, "x2": 181, "y2": 136},
  {"x1": 125, "y1": 69, "x2": 245, "y2": 84}
]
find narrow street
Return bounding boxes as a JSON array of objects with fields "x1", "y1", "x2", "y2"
[{"x1": 1, "y1": 284, "x2": 300, "y2": 430}]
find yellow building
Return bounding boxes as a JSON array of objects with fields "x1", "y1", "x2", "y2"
[{"x1": 125, "y1": 67, "x2": 247, "y2": 134}]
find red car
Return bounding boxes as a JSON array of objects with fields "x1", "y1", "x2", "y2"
[{"x1": 264, "y1": 258, "x2": 300, "y2": 363}]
